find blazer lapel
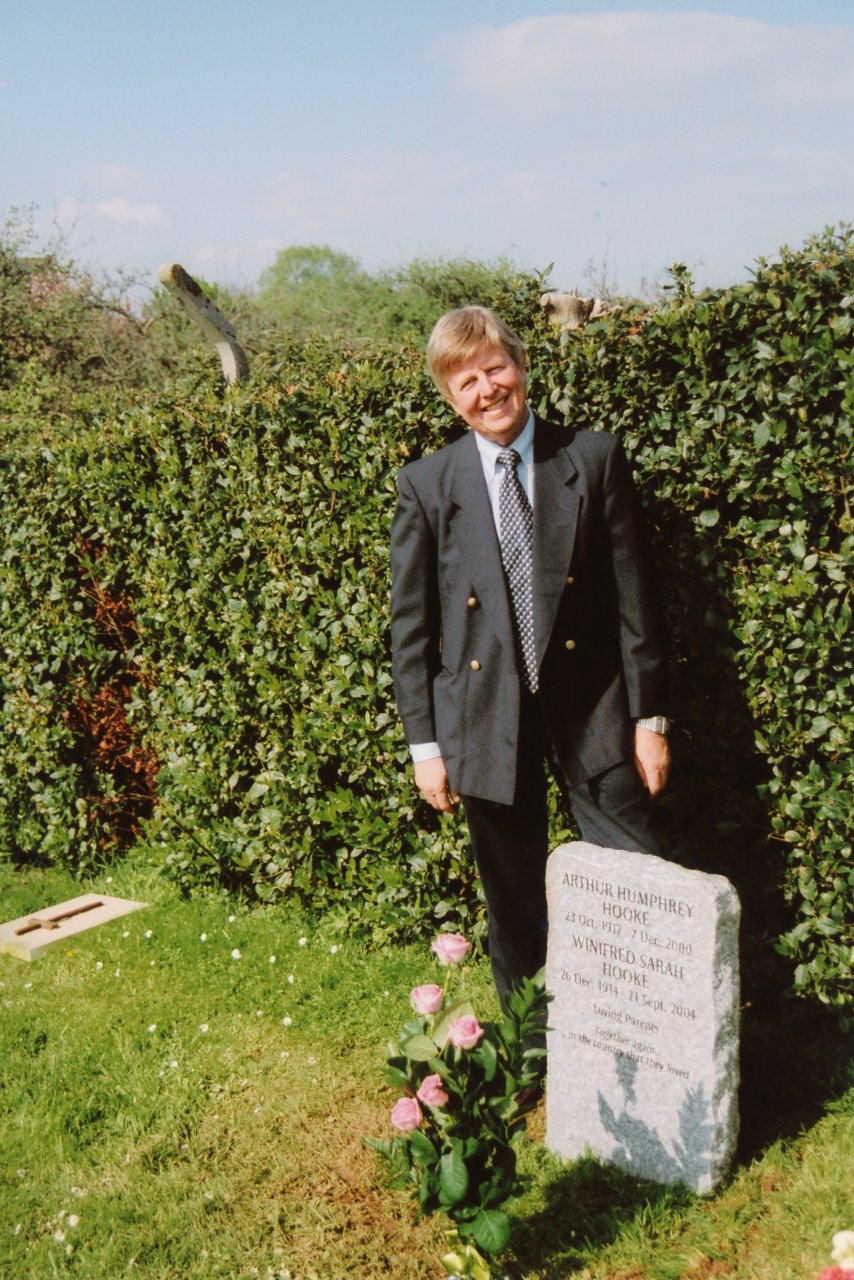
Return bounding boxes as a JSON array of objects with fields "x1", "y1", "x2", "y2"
[
  {"x1": 532, "y1": 422, "x2": 581, "y2": 663},
  {"x1": 448, "y1": 433, "x2": 516, "y2": 658}
]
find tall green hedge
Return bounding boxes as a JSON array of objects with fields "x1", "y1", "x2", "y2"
[
  {"x1": 528, "y1": 231, "x2": 852, "y2": 1016},
  {"x1": 0, "y1": 233, "x2": 851, "y2": 1014}
]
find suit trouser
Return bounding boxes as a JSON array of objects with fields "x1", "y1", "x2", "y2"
[{"x1": 461, "y1": 691, "x2": 669, "y2": 1006}]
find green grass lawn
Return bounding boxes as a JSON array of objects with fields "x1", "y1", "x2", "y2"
[{"x1": 1, "y1": 857, "x2": 851, "y2": 1280}]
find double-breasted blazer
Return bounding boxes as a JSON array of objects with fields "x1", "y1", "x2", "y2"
[{"x1": 390, "y1": 417, "x2": 667, "y2": 806}]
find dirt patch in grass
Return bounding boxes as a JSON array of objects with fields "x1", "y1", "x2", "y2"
[
  {"x1": 684, "y1": 1259, "x2": 736, "y2": 1278},
  {"x1": 204, "y1": 1075, "x2": 450, "y2": 1278}
]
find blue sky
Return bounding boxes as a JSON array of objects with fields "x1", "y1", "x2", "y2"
[{"x1": 3, "y1": 1, "x2": 853, "y2": 299}]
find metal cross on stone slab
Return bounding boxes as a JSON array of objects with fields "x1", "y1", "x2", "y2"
[{"x1": 0, "y1": 894, "x2": 148, "y2": 960}]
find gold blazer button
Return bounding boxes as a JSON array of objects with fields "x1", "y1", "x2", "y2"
[
  {"x1": 565, "y1": 639, "x2": 576, "y2": 651},
  {"x1": 566, "y1": 575, "x2": 575, "y2": 586},
  {"x1": 470, "y1": 659, "x2": 481, "y2": 671},
  {"x1": 467, "y1": 596, "x2": 478, "y2": 608}
]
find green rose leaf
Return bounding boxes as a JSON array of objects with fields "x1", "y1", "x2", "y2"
[
  {"x1": 401, "y1": 1034, "x2": 439, "y2": 1062},
  {"x1": 408, "y1": 1128, "x2": 438, "y2": 1167},
  {"x1": 473, "y1": 1036, "x2": 498, "y2": 1081},
  {"x1": 383, "y1": 1065, "x2": 412, "y2": 1090},
  {"x1": 488, "y1": 1093, "x2": 518, "y2": 1120},
  {"x1": 471, "y1": 1208, "x2": 511, "y2": 1255},
  {"x1": 439, "y1": 1146, "x2": 469, "y2": 1206}
]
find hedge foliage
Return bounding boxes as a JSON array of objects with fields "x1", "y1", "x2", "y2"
[{"x1": 1, "y1": 230, "x2": 851, "y2": 1014}]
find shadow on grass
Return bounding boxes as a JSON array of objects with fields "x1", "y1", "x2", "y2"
[
  {"x1": 508, "y1": 1151, "x2": 694, "y2": 1278},
  {"x1": 738, "y1": 987, "x2": 854, "y2": 1161}
]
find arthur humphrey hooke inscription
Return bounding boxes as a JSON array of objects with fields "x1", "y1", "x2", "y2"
[{"x1": 546, "y1": 842, "x2": 740, "y2": 1193}]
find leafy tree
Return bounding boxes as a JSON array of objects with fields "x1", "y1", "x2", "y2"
[
  {"x1": 381, "y1": 253, "x2": 529, "y2": 323},
  {"x1": 0, "y1": 208, "x2": 135, "y2": 392},
  {"x1": 256, "y1": 244, "x2": 386, "y2": 345},
  {"x1": 0, "y1": 207, "x2": 288, "y2": 410},
  {"x1": 256, "y1": 244, "x2": 546, "y2": 347}
]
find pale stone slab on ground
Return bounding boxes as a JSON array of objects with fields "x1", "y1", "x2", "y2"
[
  {"x1": 0, "y1": 893, "x2": 147, "y2": 960},
  {"x1": 546, "y1": 842, "x2": 740, "y2": 1193}
]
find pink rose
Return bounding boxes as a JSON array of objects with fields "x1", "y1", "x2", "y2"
[
  {"x1": 390, "y1": 1097, "x2": 422, "y2": 1132},
  {"x1": 417, "y1": 1073, "x2": 449, "y2": 1108},
  {"x1": 431, "y1": 933, "x2": 471, "y2": 966},
  {"x1": 410, "y1": 983, "x2": 444, "y2": 1015},
  {"x1": 447, "y1": 1014, "x2": 484, "y2": 1050}
]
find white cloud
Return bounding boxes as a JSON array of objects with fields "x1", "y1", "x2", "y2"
[
  {"x1": 440, "y1": 11, "x2": 854, "y2": 117},
  {"x1": 263, "y1": 154, "x2": 573, "y2": 242},
  {"x1": 94, "y1": 197, "x2": 167, "y2": 227},
  {"x1": 263, "y1": 158, "x2": 435, "y2": 248},
  {"x1": 255, "y1": 154, "x2": 598, "y2": 282}
]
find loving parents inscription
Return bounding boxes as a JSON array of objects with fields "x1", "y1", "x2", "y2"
[{"x1": 545, "y1": 842, "x2": 740, "y2": 1193}]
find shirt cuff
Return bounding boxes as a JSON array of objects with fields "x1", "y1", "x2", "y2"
[{"x1": 410, "y1": 742, "x2": 442, "y2": 763}]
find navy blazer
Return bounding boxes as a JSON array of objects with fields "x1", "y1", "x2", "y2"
[{"x1": 390, "y1": 417, "x2": 667, "y2": 805}]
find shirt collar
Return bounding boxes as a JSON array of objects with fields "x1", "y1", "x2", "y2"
[{"x1": 472, "y1": 408, "x2": 535, "y2": 472}]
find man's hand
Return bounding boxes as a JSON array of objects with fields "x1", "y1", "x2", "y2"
[
  {"x1": 633, "y1": 726, "x2": 671, "y2": 797},
  {"x1": 413, "y1": 756, "x2": 460, "y2": 813}
]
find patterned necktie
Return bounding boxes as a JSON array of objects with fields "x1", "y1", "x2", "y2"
[{"x1": 497, "y1": 448, "x2": 538, "y2": 693}]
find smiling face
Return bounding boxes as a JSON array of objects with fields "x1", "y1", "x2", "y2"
[{"x1": 444, "y1": 344, "x2": 529, "y2": 446}]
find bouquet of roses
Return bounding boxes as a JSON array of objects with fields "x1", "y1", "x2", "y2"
[{"x1": 369, "y1": 933, "x2": 551, "y2": 1278}]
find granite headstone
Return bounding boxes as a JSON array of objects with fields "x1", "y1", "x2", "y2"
[{"x1": 546, "y1": 842, "x2": 740, "y2": 1193}]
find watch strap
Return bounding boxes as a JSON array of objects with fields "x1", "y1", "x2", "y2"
[{"x1": 635, "y1": 715, "x2": 672, "y2": 735}]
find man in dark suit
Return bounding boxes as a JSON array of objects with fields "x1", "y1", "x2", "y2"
[{"x1": 390, "y1": 306, "x2": 671, "y2": 1003}]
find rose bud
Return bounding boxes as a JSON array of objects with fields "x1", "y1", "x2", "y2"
[
  {"x1": 447, "y1": 1015, "x2": 484, "y2": 1050},
  {"x1": 417, "y1": 1074, "x2": 449, "y2": 1108},
  {"x1": 431, "y1": 934, "x2": 471, "y2": 966},
  {"x1": 390, "y1": 1096, "x2": 423, "y2": 1132},
  {"x1": 410, "y1": 984, "x2": 444, "y2": 1015}
]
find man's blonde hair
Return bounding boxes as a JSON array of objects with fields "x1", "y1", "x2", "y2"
[{"x1": 426, "y1": 306, "x2": 526, "y2": 398}]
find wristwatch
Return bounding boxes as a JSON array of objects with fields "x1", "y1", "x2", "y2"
[{"x1": 635, "y1": 716, "x2": 672, "y2": 736}]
